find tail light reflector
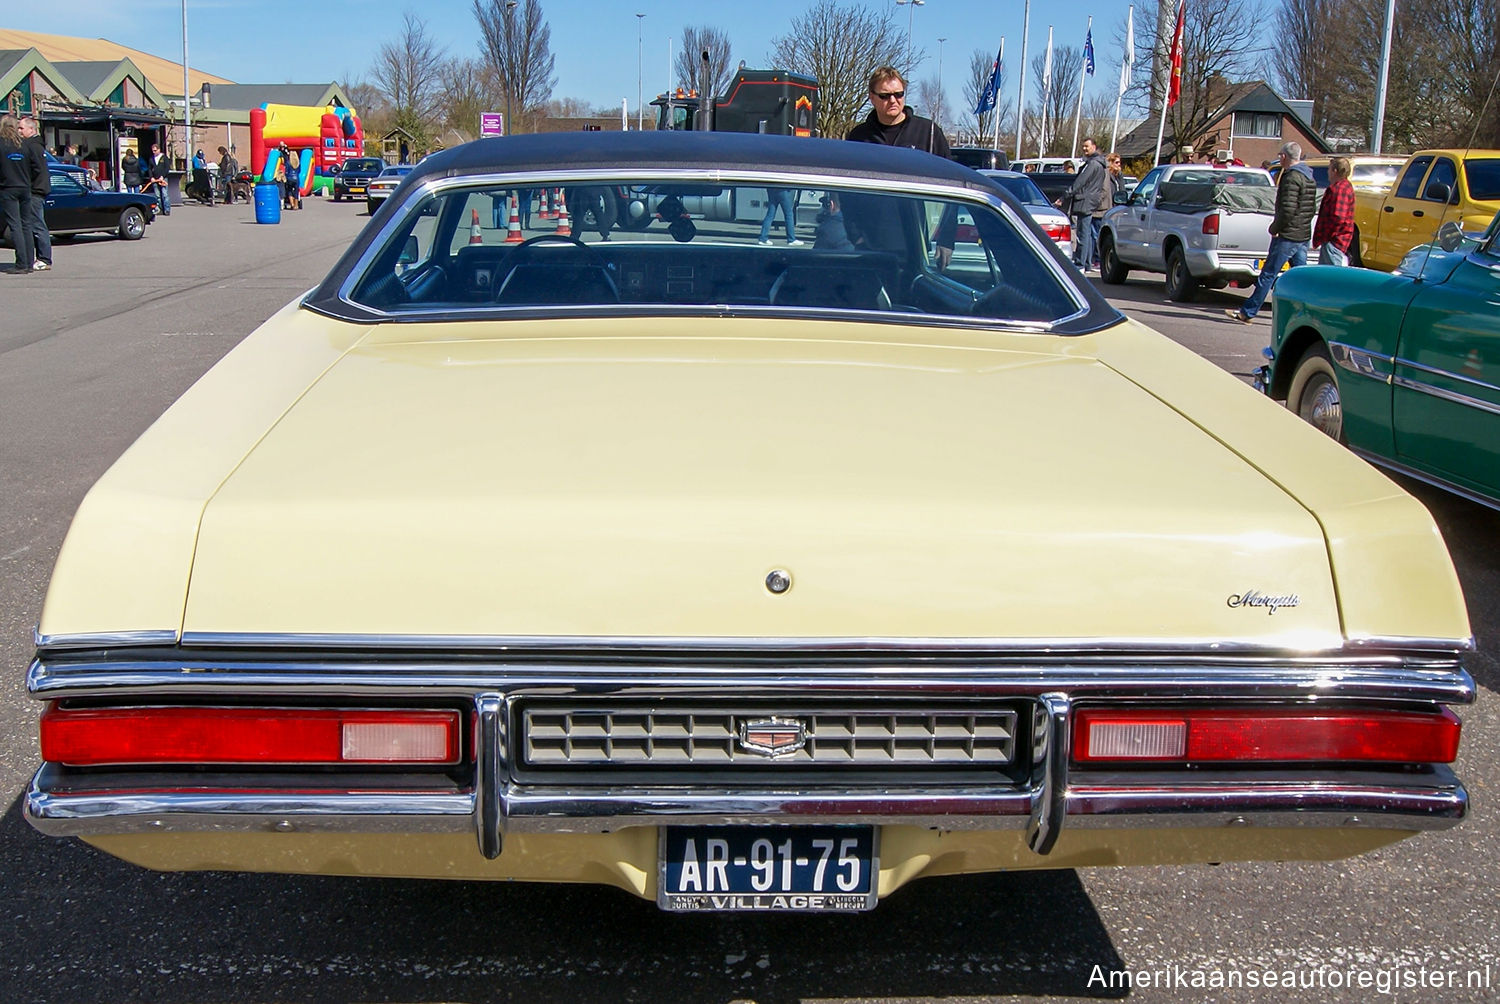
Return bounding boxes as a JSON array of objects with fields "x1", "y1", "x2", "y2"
[
  {"x1": 1202, "y1": 213, "x2": 1220, "y2": 235},
  {"x1": 1044, "y1": 222, "x2": 1072, "y2": 244},
  {"x1": 40, "y1": 707, "x2": 462, "y2": 766},
  {"x1": 1073, "y1": 707, "x2": 1460, "y2": 764}
]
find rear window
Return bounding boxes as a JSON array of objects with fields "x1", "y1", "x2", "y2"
[
  {"x1": 346, "y1": 177, "x2": 1084, "y2": 327},
  {"x1": 988, "y1": 175, "x2": 1051, "y2": 207},
  {"x1": 345, "y1": 159, "x2": 385, "y2": 172}
]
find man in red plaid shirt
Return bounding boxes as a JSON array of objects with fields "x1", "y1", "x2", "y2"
[{"x1": 1313, "y1": 157, "x2": 1356, "y2": 266}]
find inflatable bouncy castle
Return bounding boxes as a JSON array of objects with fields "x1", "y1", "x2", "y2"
[{"x1": 250, "y1": 103, "x2": 364, "y2": 197}]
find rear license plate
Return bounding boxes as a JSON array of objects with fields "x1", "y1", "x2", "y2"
[{"x1": 658, "y1": 825, "x2": 878, "y2": 912}]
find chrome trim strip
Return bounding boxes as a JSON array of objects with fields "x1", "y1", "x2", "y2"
[
  {"x1": 34, "y1": 629, "x2": 179, "y2": 651},
  {"x1": 164, "y1": 631, "x2": 1473, "y2": 658},
  {"x1": 1350, "y1": 448, "x2": 1500, "y2": 514},
  {"x1": 1329, "y1": 341, "x2": 1395, "y2": 382},
  {"x1": 1396, "y1": 355, "x2": 1500, "y2": 397},
  {"x1": 25, "y1": 777, "x2": 1464, "y2": 838},
  {"x1": 474, "y1": 694, "x2": 505, "y2": 859},
  {"x1": 26, "y1": 660, "x2": 1476, "y2": 706},
  {"x1": 1027, "y1": 693, "x2": 1070, "y2": 854},
  {"x1": 1392, "y1": 372, "x2": 1500, "y2": 418},
  {"x1": 330, "y1": 167, "x2": 1093, "y2": 330}
]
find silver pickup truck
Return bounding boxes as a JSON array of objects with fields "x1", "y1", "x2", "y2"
[{"x1": 1098, "y1": 165, "x2": 1277, "y2": 300}]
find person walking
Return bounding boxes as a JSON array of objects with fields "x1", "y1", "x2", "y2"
[
  {"x1": 1, "y1": 114, "x2": 36, "y2": 275},
  {"x1": 143, "y1": 143, "x2": 170, "y2": 216},
  {"x1": 1227, "y1": 141, "x2": 1315, "y2": 323},
  {"x1": 758, "y1": 186, "x2": 803, "y2": 246},
  {"x1": 216, "y1": 146, "x2": 239, "y2": 204},
  {"x1": 1093, "y1": 153, "x2": 1125, "y2": 268},
  {"x1": 1312, "y1": 156, "x2": 1356, "y2": 266},
  {"x1": 1058, "y1": 138, "x2": 1106, "y2": 270},
  {"x1": 19, "y1": 116, "x2": 52, "y2": 270},
  {"x1": 121, "y1": 148, "x2": 143, "y2": 193}
]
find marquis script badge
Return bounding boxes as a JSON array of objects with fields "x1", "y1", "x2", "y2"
[
  {"x1": 737, "y1": 718, "x2": 808, "y2": 758},
  {"x1": 1226, "y1": 590, "x2": 1301, "y2": 615}
]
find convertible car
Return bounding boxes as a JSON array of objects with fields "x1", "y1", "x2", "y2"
[
  {"x1": 1257, "y1": 212, "x2": 1500, "y2": 511},
  {"x1": 26, "y1": 133, "x2": 1472, "y2": 913}
]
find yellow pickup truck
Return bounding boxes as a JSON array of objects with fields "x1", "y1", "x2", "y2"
[{"x1": 1353, "y1": 148, "x2": 1500, "y2": 270}]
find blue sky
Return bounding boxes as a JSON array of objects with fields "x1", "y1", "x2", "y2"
[{"x1": 10, "y1": 0, "x2": 1139, "y2": 116}]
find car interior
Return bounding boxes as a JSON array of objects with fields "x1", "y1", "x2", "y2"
[{"x1": 348, "y1": 181, "x2": 1082, "y2": 326}]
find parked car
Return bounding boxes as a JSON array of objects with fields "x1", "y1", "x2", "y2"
[
  {"x1": 1098, "y1": 164, "x2": 1277, "y2": 300},
  {"x1": 332, "y1": 157, "x2": 387, "y2": 202},
  {"x1": 1352, "y1": 148, "x2": 1500, "y2": 270},
  {"x1": 1256, "y1": 211, "x2": 1500, "y2": 509},
  {"x1": 25, "y1": 132, "x2": 1472, "y2": 914},
  {"x1": 365, "y1": 164, "x2": 413, "y2": 214},
  {"x1": 980, "y1": 169, "x2": 1074, "y2": 258},
  {"x1": 951, "y1": 146, "x2": 1010, "y2": 171},
  {"x1": 1273, "y1": 155, "x2": 1406, "y2": 196},
  {"x1": 1012, "y1": 157, "x2": 1077, "y2": 173},
  {"x1": 0, "y1": 167, "x2": 156, "y2": 244}
]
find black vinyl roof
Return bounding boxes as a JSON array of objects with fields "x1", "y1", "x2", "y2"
[{"x1": 411, "y1": 131, "x2": 990, "y2": 191}]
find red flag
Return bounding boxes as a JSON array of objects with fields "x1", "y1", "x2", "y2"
[{"x1": 1167, "y1": 1, "x2": 1186, "y2": 107}]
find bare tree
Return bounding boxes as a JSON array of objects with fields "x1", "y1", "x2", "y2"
[
  {"x1": 1125, "y1": 0, "x2": 1263, "y2": 159},
  {"x1": 439, "y1": 57, "x2": 499, "y2": 138},
  {"x1": 1269, "y1": 0, "x2": 1340, "y2": 136},
  {"x1": 675, "y1": 26, "x2": 735, "y2": 97},
  {"x1": 1030, "y1": 46, "x2": 1083, "y2": 156},
  {"x1": 963, "y1": 48, "x2": 1008, "y2": 147},
  {"x1": 769, "y1": 1, "x2": 913, "y2": 139},
  {"x1": 913, "y1": 78, "x2": 951, "y2": 135},
  {"x1": 473, "y1": 0, "x2": 558, "y2": 133},
  {"x1": 371, "y1": 12, "x2": 448, "y2": 142}
]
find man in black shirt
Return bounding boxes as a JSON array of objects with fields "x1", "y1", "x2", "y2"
[{"x1": 845, "y1": 66, "x2": 954, "y2": 266}]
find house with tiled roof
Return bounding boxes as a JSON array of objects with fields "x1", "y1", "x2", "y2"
[{"x1": 1115, "y1": 81, "x2": 1331, "y2": 168}]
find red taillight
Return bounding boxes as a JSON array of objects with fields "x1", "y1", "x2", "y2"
[
  {"x1": 1044, "y1": 222, "x2": 1072, "y2": 243},
  {"x1": 40, "y1": 707, "x2": 463, "y2": 766},
  {"x1": 1073, "y1": 707, "x2": 1460, "y2": 764},
  {"x1": 1202, "y1": 213, "x2": 1220, "y2": 235}
]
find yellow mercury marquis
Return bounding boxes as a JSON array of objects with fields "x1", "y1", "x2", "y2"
[{"x1": 25, "y1": 132, "x2": 1473, "y2": 914}]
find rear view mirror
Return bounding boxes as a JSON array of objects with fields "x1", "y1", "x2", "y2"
[
  {"x1": 1114, "y1": 192, "x2": 1129, "y2": 205},
  {"x1": 1423, "y1": 181, "x2": 1451, "y2": 204},
  {"x1": 1435, "y1": 220, "x2": 1464, "y2": 252}
]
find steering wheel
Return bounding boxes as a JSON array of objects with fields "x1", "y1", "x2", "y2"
[{"x1": 505, "y1": 233, "x2": 600, "y2": 261}]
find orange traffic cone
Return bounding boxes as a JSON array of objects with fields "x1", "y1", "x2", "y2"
[
  {"x1": 540, "y1": 188, "x2": 557, "y2": 220},
  {"x1": 554, "y1": 189, "x2": 571, "y2": 237},
  {"x1": 469, "y1": 208, "x2": 483, "y2": 244},
  {"x1": 504, "y1": 191, "x2": 524, "y2": 244}
]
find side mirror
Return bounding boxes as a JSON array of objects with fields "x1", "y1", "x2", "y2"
[
  {"x1": 1114, "y1": 191, "x2": 1129, "y2": 205},
  {"x1": 398, "y1": 235, "x2": 419, "y2": 265},
  {"x1": 1423, "y1": 181, "x2": 1451, "y2": 204},
  {"x1": 1435, "y1": 220, "x2": 1464, "y2": 252}
]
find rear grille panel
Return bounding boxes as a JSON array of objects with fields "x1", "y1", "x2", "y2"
[{"x1": 516, "y1": 702, "x2": 1027, "y2": 784}]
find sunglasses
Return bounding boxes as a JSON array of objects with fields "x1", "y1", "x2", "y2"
[{"x1": 872, "y1": 90, "x2": 905, "y2": 101}]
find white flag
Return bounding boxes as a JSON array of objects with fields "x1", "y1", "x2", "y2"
[{"x1": 1120, "y1": 14, "x2": 1135, "y2": 97}]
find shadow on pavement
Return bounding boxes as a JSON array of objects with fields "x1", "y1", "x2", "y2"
[{"x1": 1, "y1": 797, "x2": 1126, "y2": 1002}]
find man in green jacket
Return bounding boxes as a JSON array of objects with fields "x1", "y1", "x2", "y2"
[{"x1": 1227, "y1": 141, "x2": 1316, "y2": 323}]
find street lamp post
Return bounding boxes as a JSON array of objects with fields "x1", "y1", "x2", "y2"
[
  {"x1": 504, "y1": 0, "x2": 517, "y2": 135},
  {"x1": 636, "y1": 13, "x2": 645, "y2": 130},
  {"x1": 182, "y1": 0, "x2": 191, "y2": 168},
  {"x1": 895, "y1": 0, "x2": 925, "y2": 58},
  {"x1": 936, "y1": 37, "x2": 946, "y2": 133}
]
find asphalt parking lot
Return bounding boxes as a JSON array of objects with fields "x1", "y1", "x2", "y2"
[{"x1": 1, "y1": 195, "x2": 1496, "y2": 1002}]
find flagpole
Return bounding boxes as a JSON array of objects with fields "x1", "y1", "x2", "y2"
[
  {"x1": 1015, "y1": 0, "x2": 1030, "y2": 159},
  {"x1": 991, "y1": 38, "x2": 1006, "y2": 152},
  {"x1": 1153, "y1": 0, "x2": 1182, "y2": 167},
  {"x1": 1039, "y1": 26, "x2": 1053, "y2": 157},
  {"x1": 1113, "y1": 4, "x2": 1133, "y2": 154},
  {"x1": 1071, "y1": 16, "x2": 1092, "y2": 157}
]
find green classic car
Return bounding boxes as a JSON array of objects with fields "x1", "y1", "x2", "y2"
[{"x1": 1258, "y1": 212, "x2": 1500, "y2": 510}]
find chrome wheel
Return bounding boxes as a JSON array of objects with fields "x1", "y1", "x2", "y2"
[{"x1": 1287, "y1": 344, "x2": 1344, "y2": 442}]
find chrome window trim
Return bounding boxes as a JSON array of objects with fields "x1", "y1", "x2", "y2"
[
  {"x1": 1391, "y1": 356, "x2": 1500, "y2": 416},
  {"x1": 327, "y1": 168, "x2": 1093, "y2": 331}
]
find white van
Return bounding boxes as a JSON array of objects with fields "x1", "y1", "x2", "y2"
[{"x1": 1011, "y1": 157, "x2": 1079, "y2": 174}]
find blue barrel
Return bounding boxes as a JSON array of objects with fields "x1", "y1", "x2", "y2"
[{"x1": 253, "y1": 183, "x2": 281, "y2": 224}]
